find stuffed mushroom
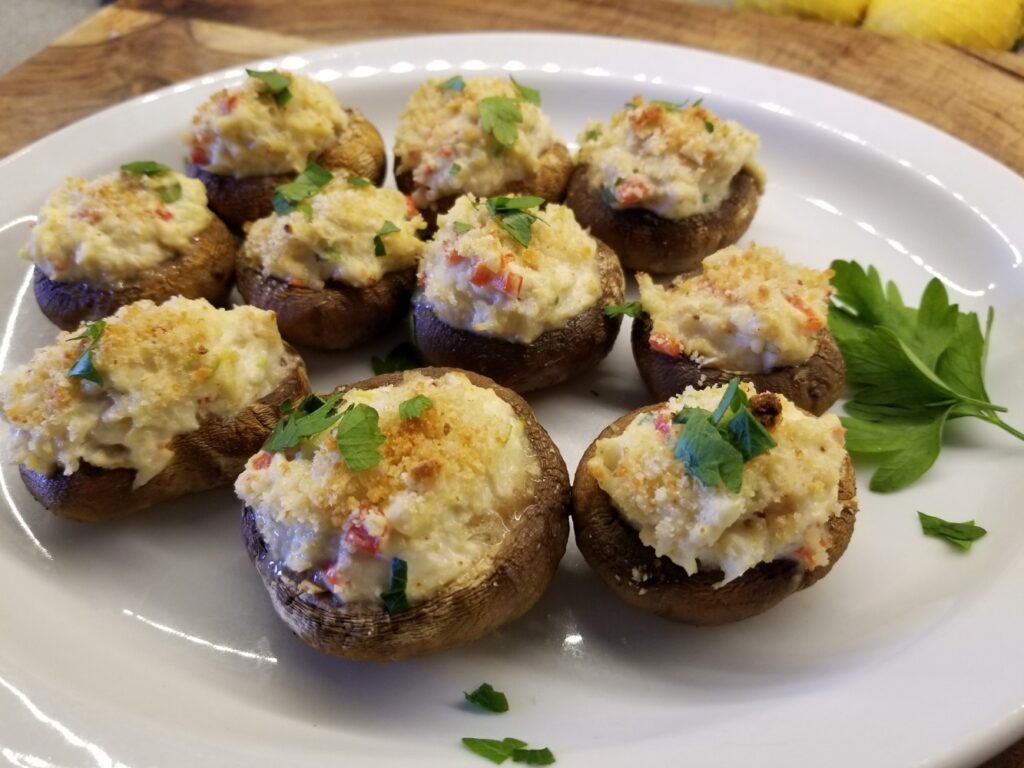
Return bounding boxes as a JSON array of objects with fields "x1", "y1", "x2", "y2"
[
  {"x1": 237, "y1": 172, "x2": 427, "y2": 350},
  {"x1": 185, "y1": 69, "x2": 386, "y2": 228},
  {"x1": 412, "y1": 193, "x2": 625, "y2": 393},
  {"x1": 1, "y1": 297, "x2": 310, "y2": 522},
  {"x1": 24, "y1": 162, "x2": 234, "y2": 330},
  {"x1": 394, "y1": 75, "x2": 572, "y2": 227},
  {"x1": 237, "y1": 367, "x2": 570, "y2": 661},
  {"x1": 572, "y1": 381, "x2": 857, "y2": 625},
  {"x1": 632, "y1": 243, "x2": 845, "y2": 415},
  {"x1": 566, "y1": 95, "x2": 764, "y2": 274}
]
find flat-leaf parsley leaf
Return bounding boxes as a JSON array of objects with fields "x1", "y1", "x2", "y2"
[
  {"x1": 918, "y1": 511, "x2": 987, "y2": 551},
  {"x1": 246, "y1": 68, "x2": 292, "y2": 106},
  {"x1": 334, "y1": 403, "x2": 386, "y2": 472},
  {"x1": 464, "y1": 683, "x2": 509, "y2": 713}
]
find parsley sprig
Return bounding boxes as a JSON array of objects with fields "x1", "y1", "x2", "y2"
[
  {"x1": 399, "y1": 395, "x2": 433, "y2": 421},
  {"x1": 918, "y1": 512, "x2": 987, "y2": 551},
  {"x1": 829, "y1": 260, "x2": 1021, "y2": 492},
  {"x1": 246, "y1": 68, "x2": 292, "y2": 106},
  {"x1": 464, "y1": 683, "x2": 509, "y2": 713},
  {"x1": 477, "y1": 76, "x2": 543, "y2": 148},
  {"x1": 462, "y1": 738, "x2": 555, "y2": 765},
  {"x1": 380, "y1": 557, "x2": 409, "y2": 614},
  {"x1": 263, "y1": 394, "x2": 344, "y2": 452},
  {"x1": 603, "y1": 301, "x2": 642, "y2": 318},
  {"x1": 438, "y1": 74, "x2": 466, "y2": 92},
  {"x1": 273, "y1": 161, "x2": 332, "y2": 215},
  {"x1": 334, "y1": 403, "x2": 386, "y2": 471},
  {"x1": 486, "y1": 195, "x2": 545, "y2": 247},
  {"x1": 672, "y1": 379, "x2": 776, "y2": 493},
  {"x1": 121, "y1": 160, "x2": 171, "y2": 176},
  {"x1": 374, "y1": 220, "x2": 400, "y2": 257},
  {"x1": 67, "y1": 320, "x2": 106, "y2": 386}
]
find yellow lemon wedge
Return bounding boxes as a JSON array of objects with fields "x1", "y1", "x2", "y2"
[
  {"x1": 736, "y1": 0, "x2": 868, "y2": 25},
  {"x1": 864, "y1": 0, "x2": 1024, "y2": 49}
]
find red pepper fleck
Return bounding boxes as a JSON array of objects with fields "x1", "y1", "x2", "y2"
[
  {"x1": 251, "y1": 452, "x2": 272, "y2": 470},
  {"x1": 344, "y1": 522, "x2": 381, "y2": 556},
  {"x1": 649, "y1": 332, "x2": 683, "y2": 358},
  {"x1": 446, "y1": 247, "x2": 465, "y2": 265},
  {"x1": 496, "y1": 271, "x2": 524, "y2": 299},
  {"x1": 405, "y1": 195, "x2": 418, "y2": 218},
  {"x1": 190, "y1": 145, "x2": 210, "y2": 165},
  {"x1": 470, "y1": 263, "x2": 496, "y2": 287},
  {"x1": 155, "y1": 209, "x2": 174, "y2": 221},
  {"x1": 218, "y1": 95, "x2": 238, "y2": 114},
  {"x1": 615, "y1": 178, "x2": 650, "y2": 205}
]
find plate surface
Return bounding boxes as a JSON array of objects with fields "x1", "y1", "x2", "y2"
[{"x1": 1, "y1": 32, "x2": 1022, "y2": 768}]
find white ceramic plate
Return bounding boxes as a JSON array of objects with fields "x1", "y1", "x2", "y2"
[{"x1": 1, "y1": 33, "x2": 1022, "y2": 768}]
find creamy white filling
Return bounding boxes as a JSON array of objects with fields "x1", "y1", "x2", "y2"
[
  {"x1": 588, "y1": 384, "x2": 846, "y2": 584},
  {"x1": 23, "y1": 170, "x2": 213, "y2": 285},
  {"x1": 235, "y1": 372, "x2": 540, "y2": 606},
  {"x1": 418, "y1": 194, "x2": 602, "y2": 344}
]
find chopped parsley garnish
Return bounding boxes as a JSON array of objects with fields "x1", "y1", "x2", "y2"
[
  {"x1": 399, "y1": 394, "x2": 433, "y2": 421},
  {"x1": 450, "y1": 162, "x2": 463, "y2": 175},
  {"x1": 464, "y1": 683, "x2": 509, "y2": 713},
  {"x1": 486, "y1": 195, "x2": 545, "y2": 248},
  {"x1": 334, "y1": 403, "x2": 386, "y2": 472},
  {"x1": 704, "y1": 119, "x2": 715, "y2": 133},
  {"x1": 672, "y1": 379, "x2": 776, "y2": 493},
  {"x1": 120, "y1": 160, "x2": 171, "y2": 176},
  {"x1": 346, "y1": 174, "x2": 372, "y2": 188},
  {"x1": 374, "y1": 220, "x2": 401, "y2": 257},
  {"x1": 380, "y1": 557, "x2": 409, "y2": 614},
  {"x1": 510, "y1": 76, "x2": 541, "y2": 106},
  {"x1": 263, "y1": 393, "x2": 344, "y2": 452},
  {"x1": 918, "y1": 512, "x2": 987, "y2": 551},
  {"x1": 512, "y1": 748, "x2": 556, "y2": 765},
  {"x1": 453, "y1": 221, "x2": 473, "y2": 234},
  {"x1": 320, "y1": 247, "x2": 342, "y2": 262},
  {"x1": 273, "y1": 161, "x2": 333, "y2": 215},
  {"x1": 156, "y1": 182, "x2": 182, "y2": 204},
  {"x1": 829, "y1": 260, "x2": 1021, "y2": 491},
  {"x1": 246, "y1": 68, "x2": 293, "y2": 106},
  {"x1": 479, "y1": 96, "x2": 523, "y2": 148},
  {"x1": 603, "y1": 301, "x2": 642, "y2": 318},
  {"x1": 462, "y1": 738, "x2": 528, "y2": 765},
  {"x1": 462, "y1": 738, "x2": 555, "y2": 765},
  {"x1": 67, "y1": 320, "x2": 106, "y2": 386},
  {"x1": 599, "y1": 185, "x2": 617, "y2": 205},
  {"x1": 371, "y1": 341, "x2": 425, "y2": 374},
  {"x1": 438, "y1": 74, "x2": 466, "y2": 92},
  {"x1": 650, "y1": 99, "x2": 684, "y2": 111},
  {"x1": 584, "y1": 127, "x2": 601, "y2": 141}
]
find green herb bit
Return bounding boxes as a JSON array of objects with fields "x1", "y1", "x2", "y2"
[
  {"x1": 450, "y1": 162, "x2": 463, "y2": 175},
  {"x1": 273, "y1": 161, "x2": 333, "y2": 215},
  {"x1": 704, "y1": 119, "x2": 715, "y2": 133},
  {"x1": 320, "y1": 247, "x2": 342, "y2": 262},
  {"x1": 479, "y1": 96, "x2": 523, "y2": 148},
  {"x1": 346, "y1": 174, "x2": 371, "y2": 188},
  {"x1": 487, "y1": 196, "x2": 545, "y2": 213},
  {"x1": 584, "y1": 127, "x2": 601, "y2": 141},
  {"x1": 121, "y1": 160, "x2": 171, "y2": 176},
  {"x1": 246, "y1": 68, "x2": 293, "y2": 106},
  {"x1": 651, "y1": 99, "x2": 684, "y2": 111},
  {"x1": 599, "y1": 185, "x2": 617, "y2": 206},
  {"x1": 263, "y1": 393, "x2": 344, "y2": 452},
  {"x1": 464, "y1": 683, "x2": 509, "y2": 713},
  {"x1": 918, "y1": 511, "x2": 987, "y2": 551},
  {"x1": 462, "y1": 737, "x2": 528, "y2": 765},
  {"x1": 334, "y1": 403, "x2": 386, "y2": 472},
  {"x1": 67, "y1": 320, "x2": 107, "y2": 387},
  {"x1": 486, "y1": 196, "x2": 545, "y2": 248},
  {"x1": 399, "y1": 394, "x2": 433, "y2": 421},
  {"x1": 453, "y1": 221, "x2": 473, "y2": 234},
  {"x1": 156, "y1": 182, "x2": 182, "y2": 204},
  {"x1": 438, "y1": 74, "x2": 466, "y2": 91},
  {"x1": 603, "y1": 301, "x2": 643, "y2": 318},
  {"x1": 702, "y1": 193, "x2": 711, "y2": 204},
  {"x1": 371, "y1": 342, "x2": 425, "y2": 374},
  {"x1": 513, "y1": 747, "x2": 556, "y2": 765},
  {"x1": 373, "y1": 220, "x2": 401, "y2": 257},
  {"x1": 674, "y1": 408, "x2": 744, "y2": 493},
  {"x1": 725, "y1": 408, "x2": 777, "y2": 461},
  {"x1": 380, "y1": 557, "x2": 409, "y2": 614},
  {"x1": 829, "y1": 259, "x2": 1021, "y2": 492},
  {"x1": 692, "y1": 97, "x2": 704, "y2": 108},
  {"x1": 510, "y1": 76, "x2": 541, "y2": 105},
  {"x1": 709, "y1": 377, "x2": 746, "y2": 424}
]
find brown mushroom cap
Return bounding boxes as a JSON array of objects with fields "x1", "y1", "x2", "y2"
[
  {"x1": 631, "y1": 313, "x2": 846, "y2": 415},
  {"x1": 564, "y1": 166, "x2": 762, "y2": 274},
  {"x1": 412, "y1": 240, "x2": 626, "y2": 393},
  {"x1": 241, "y1": 366, "x2": 571, "y2": 661},
  {"x1": 20, "y1": 349, "x2": 310, "y2": 522},
  {"x1": 189, "y1": 109, "x2": 387, "y2": 230},
  {"x1": 236, "y1": 253, "x2": 416, "y2": 351},
  {"x1": 32, "y1": 215, "x2": 236, "y2": 332},
  {"x1": 572, "y1": 404, "x2": 858, "y2": 625},
  {"x1": 394, "y1": 142, "x2": 573, "y2": 230}
]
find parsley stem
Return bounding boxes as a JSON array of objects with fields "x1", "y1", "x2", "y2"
[{"x1": 982, "y1": 412, "x2": 1024, "y2": 442}]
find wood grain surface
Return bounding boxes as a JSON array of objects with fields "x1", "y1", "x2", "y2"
[{"x1": 0, "y1": 1, "x2": 1021, "y2": 765}]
